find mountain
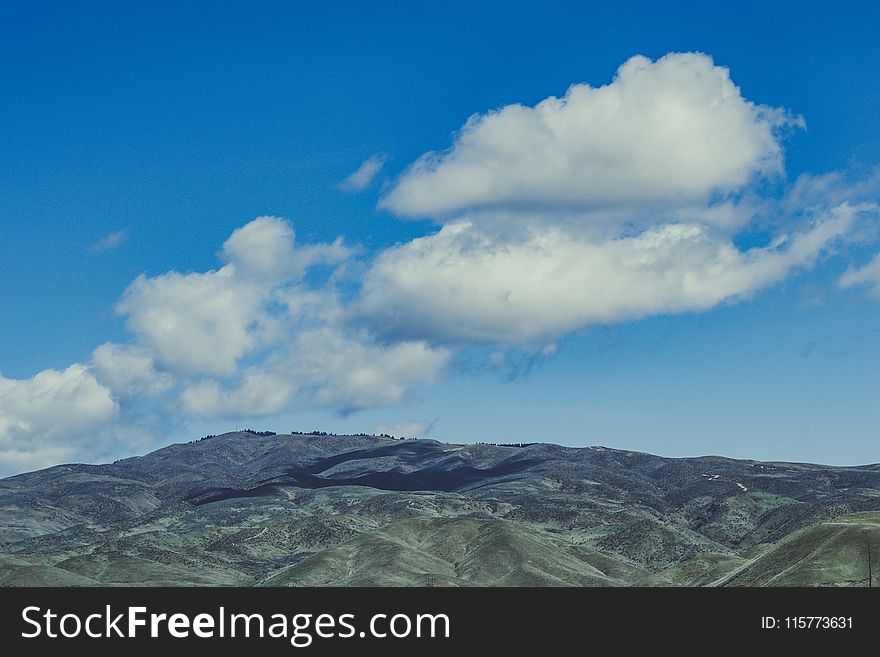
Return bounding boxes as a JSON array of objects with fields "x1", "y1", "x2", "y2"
[{"x1": 1, "y1": 431, "x2": 879, "y2": 586}]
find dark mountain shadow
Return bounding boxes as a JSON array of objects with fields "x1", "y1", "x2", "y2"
[{"x1": 186, "y1": 443, "x2": 537, "y2": 505}]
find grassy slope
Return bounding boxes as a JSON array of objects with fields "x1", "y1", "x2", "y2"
[
  {"x1": 263, "y1": 517, "x2": 649, "y2": 587},
  {"x1": 720, "y1": 512, "x2": 880, "y2": 587}
]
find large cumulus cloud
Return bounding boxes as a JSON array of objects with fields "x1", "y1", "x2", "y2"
[
  {"x1": 381, "y1": 53, "x2": 801, "y2": 224},
  {"x1": 364, "y1": 53, "x2": 876, "y2": 345}
]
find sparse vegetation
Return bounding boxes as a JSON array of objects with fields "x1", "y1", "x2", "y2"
[{"x1": 2, "y1": 432, "x2": 880, "y2": 586}]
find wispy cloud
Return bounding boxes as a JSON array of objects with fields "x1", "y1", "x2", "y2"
[
  {"x1": 839, "y1": 251, "x2": 880, "y2": 298},
  {"x1": 338, "y1": 154, "x2": 387, "y2": 192},
  {"x1": 88, "y1": 229, "x2": 128, "y2": 252},
  {"x1": 376, "y1": 419, "x2": 438, "y2": 439}
]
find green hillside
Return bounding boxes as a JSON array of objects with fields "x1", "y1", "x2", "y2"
[
  {"x1": 721, "y1": 512, "x2": 880, "y2": 587},
  {"x1": 264, "y1": 517, "x2": 648, "y2": 586}
]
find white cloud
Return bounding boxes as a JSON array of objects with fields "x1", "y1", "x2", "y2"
[
  {"x1": 786, "y1": 167, "x2": 880, "y2": 212},
  {"x1": 116, "y1": 267, "x2": 266, "y2": 377},
  {"x1": 338, "y1": 154, "x2": 387, "y2": 192},
  {"x1": 359, "y1": 204, "x2": 869, "y2": 344},
  {"x1": 220, "y1": 215, "x2": 299, "y2": 281},
  {"x1": 376, "y1": 419, "x2": 435, "y2": 439},
  {"x1": 115, "y1": 217, "x2": 355, "y2": 379},
  {"x1": 182, "y1": 370, "x2": 296, "y2": 418},
  {"x1": 364, "y1": 53, "x2": 877, "y2": 345},
  {"x1": 839, "y1": 252, "x2": 880, "y2": 298},
  {"x1": 287, "y1": 328, "x2": 450, "y2": 413},
  {"x1": 0, "y1": 203, "x2": 450, "y2": 471},
  {"x1": 91, "y1": 342, "x2": 174, "y2": 398},
  {"x1": 0, "y1": 364, "x2": 118, "y2": 475},
  {"x1": 220, "y1": 215, "x2": 352, "y2": 283},
  {"x1": 180, "y1": 327, "x2": 449, "y2": 419},
  {"x1": 88, "y1": 229, "x2": 128, "y2": 252},
  {"x1": 172, "y1": 269, "x2": 450, "y2": 418},
  {"x1": 104, "y1": 215, "x2": 449, "y2": 423},
  {"x1": 381, "y1": 53, "x2": 800, "y2": 224}
]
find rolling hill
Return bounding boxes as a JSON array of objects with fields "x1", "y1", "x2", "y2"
[{"x1": 2, "y1": 431, "x2": 880, "y2": 586}]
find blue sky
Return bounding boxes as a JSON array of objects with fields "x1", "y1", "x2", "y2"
[{"x1": 1, "y1": 1, "x2": 879, "y2": 473}]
